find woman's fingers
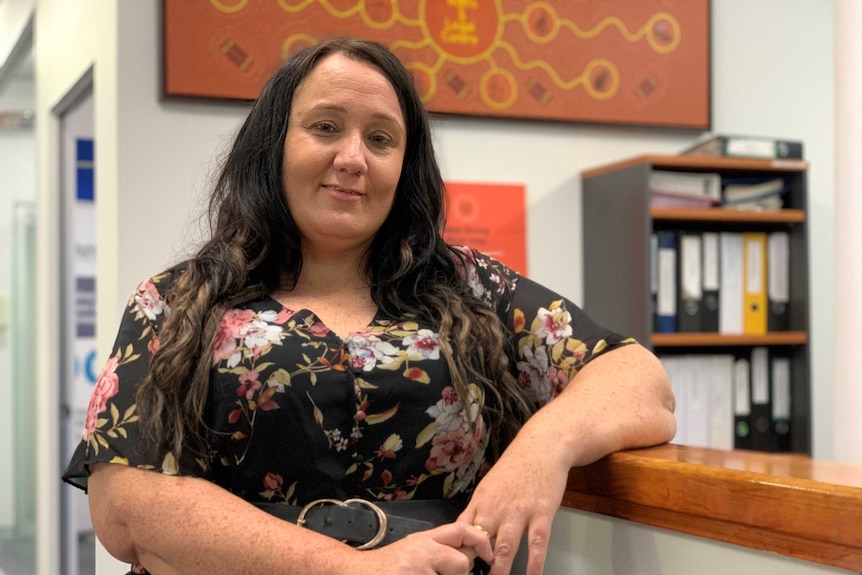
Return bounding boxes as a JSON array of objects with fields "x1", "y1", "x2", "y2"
[
  {"x1": 461, "y1": 510, "x2": 554, "y2": 575},
  {"x1": 368, "y1": 522, "x2": 492, "y2": 575},
  {"x1": 429, "y1": 521, "x2": 494, "y2": 564}
]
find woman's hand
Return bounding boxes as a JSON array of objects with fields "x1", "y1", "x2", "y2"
[
  {"x1": 457, "y1": 431, "x2": 570, "y2": 575},
  {"x1": 358, "y1": 521, "x2": 494, "y2": 575},
  {"x1": 458, "y1": 343, "x2": 677, "y2": 575}
]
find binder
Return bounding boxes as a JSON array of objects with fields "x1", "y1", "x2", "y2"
[
  {"x1": 733, "y1": 357, "x2": 751, "y2": 450},
  {"x1": 768, "y1": 231, "x2": 791, "y2": 331},
  {"x1": 677, "y1": 233, "x2": 702, "y2": 332},
  {"x1": 660, "y1": 355, "x2": 688, "y2": 444},
  {"x1": 722, "y1": 177, "x2": 789, "y2": 211},
  {"x1": 771, "y1": 355, "x2": 792, "y2": 452},
  {"x1": 749, "y1": 347, "x2": 772, "y2": 451},
  {"x1": 687, "y1": 355, "x2": 710, "y2": 448},
  {"x1": 650, "y1": 233, "x2": 658, "y2": 332},
  {"x1": 656, "y1": 231, "x2": 678, "y2": 333},
  {"x1": 701, "y1": 232, "x2": 720, "y2": 332},
  {"x1": 664, "y1": 354, "x2": 734, "y2": 449},
  {"x1": 742, "y1": 232, "x2": 767, "y2": 335},
  {"x1": 719, "y1": 232, "x2": 744, "y2": 334},
  {"x1": 708, "y1": 355, "x2": 735, "y2": 450},
  {"x1": 681, "y1": 134, "x2": 803, "y2": 160},
  {"x1": 649, "y1": 170, "x2": 722, "y2": 203}
]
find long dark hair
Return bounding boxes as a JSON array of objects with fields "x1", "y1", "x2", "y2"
[{"x1": 137, "y1": 37, "x2": 533, "y2": 468}]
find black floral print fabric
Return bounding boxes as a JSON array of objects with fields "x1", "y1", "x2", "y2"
[{"x1": 63, "y1": 247, "x2": 634, "y2": 507}]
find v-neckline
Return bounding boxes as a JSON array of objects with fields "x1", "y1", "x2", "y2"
[{"x1": 263, "y1": 295, "x2": 381, "y2": 339}]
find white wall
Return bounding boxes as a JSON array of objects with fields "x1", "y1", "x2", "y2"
[
  {"x1": 709, "y1": 0, "x2": 835, "y2": 461},
  {"x1": 547, "y1": 507, "x2": 853, "y2": 575},
  {"x1": 34, "y1": 2, "x2": 118, "y2": 572},
  {"x1": 33, "y1": 1, "x2": 836, "y2": 573},
  {"x1": 0, "y1": 77, "x2": 35, "y2": 531},
  {"x1": 833, "y1": 0, "x2": 862, "y2": 464},
  {"x1": 0, "y1": 0, "x2": 34, "y2": 80}
]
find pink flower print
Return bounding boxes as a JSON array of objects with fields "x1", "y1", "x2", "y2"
[
  {"x1": 147, "y1": 334, "x2": 160, "y2": 356},
  {"x1": 263, "y1": 472, "x2": 283, "y2": 492},
  {"x1": 236, "y1": 370, "x2": 261, "y2": 400},
  {"x1": 274, "y1": 309, "x2": 294, "y2": 324},
  {"x1": 516, "y1": 345, "x2": 548, "y2": 387},
  {"x1": 83, "y1": 355, "x2": 120, "y2": 441},
  {"x1": 548, "y1": 366, "x2": 570, "y2": 399},
  {"x1": 347, "y1": 334, "x2": 399, "y2": 371},
  {"x1": 384, "y1": 487, "x2": 411, "y2": 501},
  {"x1": 309, "y1": 321, "x2": 330, "y2": 336},
  {"x1": 516, "y1": 345, "x2": 553, "y2": 403},
  {"x1": 213, "y1": 309, "x2": 256, "y2": 364},
  {"x1": 135, "y1": 279, "x2": 164, "y2": 321},
  {"x1": 240, "y1": 319, "x2": 283, "y2": 355},
  {"x1": 534, "y1": 305, "x2": 573, "y2": 345},
  {"x1": 465, "y1": 267, "x2": 488, "y2": 300},
  {"x1": 426, "y1": 386, "x2": 464, "y2": 433},
  {"x1": 403, "y1": 329, "x2": 440, "y2": 359},
  {"x1": 425, "y1": 428, "x2": 477, "y2": 478}
]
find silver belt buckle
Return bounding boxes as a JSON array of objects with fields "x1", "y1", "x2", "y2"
[{"x1": 296, "y1": 498, "x2": 388, "y2": 550}]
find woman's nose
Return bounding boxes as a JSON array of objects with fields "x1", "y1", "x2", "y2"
[{"x1": 333, "y1": 131, "x2": 367, "y2": 175}]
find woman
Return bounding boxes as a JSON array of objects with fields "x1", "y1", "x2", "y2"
[{"x1": 64, "y1": 37, "x2": 676, "y2": 574}]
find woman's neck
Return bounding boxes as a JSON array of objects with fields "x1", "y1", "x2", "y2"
[{"x1": 289, "y1": 250, "x2": 370, "y2": 297}]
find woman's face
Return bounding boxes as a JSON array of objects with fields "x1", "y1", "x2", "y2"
[{"x1": 283, "y1": 53, "x2": 407, "y2": 256}]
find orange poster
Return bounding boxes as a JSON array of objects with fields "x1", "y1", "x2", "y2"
[
  {"x1": 443, "y1": 181, "x2": 527, "y2": 274},
  {"x1": 163, "y1": 0, "x2": 710, "y2": 129}
]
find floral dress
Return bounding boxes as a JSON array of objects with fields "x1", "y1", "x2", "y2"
[{"x1": 62, "y1": 246, "x2": 633, "y2": 566}]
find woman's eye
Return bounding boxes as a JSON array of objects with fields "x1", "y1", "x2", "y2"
[
  {"x1": 369, "y1": 133, "x2": 393, "y2": 147},
  {"x1": 313, "y1": 122, "x2": 338, "y2": 133}
]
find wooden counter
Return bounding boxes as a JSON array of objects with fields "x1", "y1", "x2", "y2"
[{"x1": 563, "y1": 444, "x2": 862, "y2": 572}]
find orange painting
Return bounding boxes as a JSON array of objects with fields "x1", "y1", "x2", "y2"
[
  {"x1": 163, "y1": 0, "x2": 710, "y2": 128},
  {"x1": 442, "y1": 181, "x2": 527, "y2": 275}
]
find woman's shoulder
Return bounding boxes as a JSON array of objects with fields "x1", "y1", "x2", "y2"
[
  {"x1": 448, "y1": 245, "x2": 520, "y2": 278},
  {"x1": 127, "y1": 263, "x2": 188, "y2": 325},
  {"x1": 447, "y1": 244, "x2": 520, "y2": 305},
  {"x1": 135, "y1": 264, "x2": 186, "y2": 296}
]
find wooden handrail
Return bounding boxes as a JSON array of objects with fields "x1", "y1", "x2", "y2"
[{"x1": 563, "y1": 444, "x2": 862, "y2": 571}]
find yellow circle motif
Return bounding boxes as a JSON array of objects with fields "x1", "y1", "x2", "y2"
[
  {"x1": 209, "y1": 0, "x2": 248, "y2": 15},
  {"x1": 480, "y1": 67, "x2": 518, "y2": 110}
]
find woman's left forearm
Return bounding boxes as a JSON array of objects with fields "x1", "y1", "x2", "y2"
[{"x1": 521, "y1": 343, "x2": 676, "y2": 469}]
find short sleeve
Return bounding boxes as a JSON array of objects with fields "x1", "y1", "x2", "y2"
[
  {"x1": 62, "y1": 274, "x2": 177, "y2": 491},
  {"x1": 455, "y1": 246, "x2": 636, "y2": 406}
]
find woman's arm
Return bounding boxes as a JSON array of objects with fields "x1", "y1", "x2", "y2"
[
  {"x1": 459, "y1": 343, "x2": 676, "y2": 575},
  {"x1": 89, "y1": 463, "x2": 493, "y2": 575},
  {"x1": 523, "y1": 342, "x2": 676, "y2": 467}
]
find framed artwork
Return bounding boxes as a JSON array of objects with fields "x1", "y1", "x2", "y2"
[{"x1": 163, "y1": 0, "x2": 710, "y2": 129}]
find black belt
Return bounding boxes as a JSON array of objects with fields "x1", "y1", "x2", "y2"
[{"x1": 255, "y1": 498, "x2": 466, "y2": 549}]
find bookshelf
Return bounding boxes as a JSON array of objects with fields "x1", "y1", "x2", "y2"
[{"x1": 581, "y1": 155, "x2": 811, "y2": 455}]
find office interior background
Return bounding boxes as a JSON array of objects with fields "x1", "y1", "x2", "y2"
[{"x1": 0, "y1": 1, "x2": 859, "y2": 574}]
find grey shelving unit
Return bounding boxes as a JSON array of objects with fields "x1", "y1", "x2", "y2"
[{"x1": 581, "y1": 155, "x2": 811, "y2": 454}]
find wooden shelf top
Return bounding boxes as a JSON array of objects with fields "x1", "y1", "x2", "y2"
[
  {"x1": 563, "y1": 444, "x2": 862, "y2": 571},
  {"x1": 651, "y1": 207, "x2": 806, "y2": 224},
  {"x1": 582, "y1": 154, "x2": 809, "y2": 178},
  {"x1": 652, "y1": 332, "x2": 808, "y2": 347}
]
